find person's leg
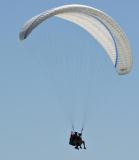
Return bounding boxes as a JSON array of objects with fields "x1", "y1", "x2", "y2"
[
  {"x1": 74, "y1": 140, "x2": 79, "y2": 149},
  {"x1": 82, "y1": 141, "x2": 86, "y2": 149},
  {"x1": 75, "y1": 145, "x2": 79, "y2": 149}
]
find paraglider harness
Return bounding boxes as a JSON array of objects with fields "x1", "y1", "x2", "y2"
[{"x1": 69, "y1": 128, "x2": 86, "y2": 150}]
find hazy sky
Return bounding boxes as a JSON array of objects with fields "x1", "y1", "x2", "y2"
[{"x1": 0, "y1": 0, "x2": 139, "y2": 160}]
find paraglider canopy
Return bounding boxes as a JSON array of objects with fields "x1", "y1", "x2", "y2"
[{"x1": 19, "y1": 4, "x2": 132, "y2": 75}]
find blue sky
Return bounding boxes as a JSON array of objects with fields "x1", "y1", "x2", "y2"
[{"x1": 0, "y1": 0, "x2": 139, "y2": 160}]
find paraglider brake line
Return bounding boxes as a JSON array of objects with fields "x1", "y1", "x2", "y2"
[
  {"x1": 81, "y1": 128, "x2": 83, "y2": 133},
  {"x1": 72, "y1": 124, "x2": 74, "y2": 131}
]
